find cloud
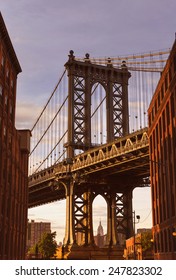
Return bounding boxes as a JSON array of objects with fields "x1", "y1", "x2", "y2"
[{"x1": 15, "y1": 102, "x2": 43, "y2": 129}]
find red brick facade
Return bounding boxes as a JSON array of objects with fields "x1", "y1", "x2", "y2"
[
  {"x1": 0, "y1": 13, "x2": 30, "y2": 259},
  {"x1": 148, "y1": 40, "x2": 176, "y2": 259}
]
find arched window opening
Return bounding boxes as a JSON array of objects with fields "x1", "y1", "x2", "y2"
[
  {"x1": 91, "y1": 83, "x2": 107, "y2": 145},
  {"x1": 92, "y1": 195, "x2": 107, "y2": 248}
]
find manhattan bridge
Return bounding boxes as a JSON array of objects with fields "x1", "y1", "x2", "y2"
[{"x1": 28, "y1": 48, "x2": 170, "y2": 259}]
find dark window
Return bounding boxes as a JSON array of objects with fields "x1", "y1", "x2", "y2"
[
  {"x1": 1, "y1": 55, "x2": 5, "y2": 73},
  {"x1": 174, "y1": 55, "x2": 176, "y2": 72},
  {"x1": 0, "y1": 84, "x2": 2, "y2": 103},
  {"x1": 158, "y1": 92, "x2": 160, "y2": 107},
  {"x1": 165, "y1": 75, "x2": 168, "y2": 91},
  {"x1": 161, "y1": 85, "x2": 164, "y2": 99},
  {"x1": 166, "y1": 102, "x2": 170, "y2": 126}
]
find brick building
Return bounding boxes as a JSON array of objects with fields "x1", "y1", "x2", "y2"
[
  {"x1": 124, "y1": 229, "x2": 153, "y2": 260},
  {"x1": 27, "y1": 220, "x2": 51, "y2": 249},
  {"x1": 0, "y1": 13, "x2": 30, "y2": 259},
  {"x1": 148, "y1": 39, "x2": 176, "y2": 259}
]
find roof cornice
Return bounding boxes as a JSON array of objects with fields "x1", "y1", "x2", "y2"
[{"x1": 0, "y1": 12, "x2": 22, "y2": 74}]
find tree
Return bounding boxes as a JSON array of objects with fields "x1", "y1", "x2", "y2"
[
  {"x1": 141, "y1": 231, "x2": 153, "y2": 252},
  {"x1": 27, "y1": 243, "x2": 38, "y2": 255},
  {"x1": 38, "y1": 231, "x2": 57, "y2": 259}
]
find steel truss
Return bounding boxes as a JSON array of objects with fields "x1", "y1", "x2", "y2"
[{"x1": 65, "y1": 51, "x2": 131, "y2": 158}]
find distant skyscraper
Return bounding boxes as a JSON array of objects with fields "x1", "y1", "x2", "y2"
[
  {"x1": 97, "y1": 221, "x2": 104, "y2": 236},
  {"x1": 0, "y1": 12, "x2": 30, "y2": 260},
  {"x1": 94, "y1": 221, "x2": 106, "y2": 248}
]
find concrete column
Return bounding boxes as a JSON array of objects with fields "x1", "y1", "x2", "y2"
[
  {"x1": 84, "y1": 189, "x2": 94, "y2": 245},
  {"x1": 64, "y1": 180, "x2": 75, "y2": 245},
  {"x1": 124, "y1": 189, "x2": 134, "y2": 238},
  {"x1": 106, "y1": 193, "x2": 119, "y2": 247}
]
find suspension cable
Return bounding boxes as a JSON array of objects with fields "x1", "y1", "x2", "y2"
[
  {"x1": 30, "y1": 96, "x2": 68, "y2": 156},
  {"x1": 76, "y1": 48, "x2": 170, "y2": 62},
  {"x1": 34, "y1": 130, "x2": 68, "y2": 173},
  {"x1": 31, "y1": 69, "x2": 66, "y2": 132}
]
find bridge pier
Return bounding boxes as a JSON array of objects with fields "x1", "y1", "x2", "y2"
[
  {"x1": 64, "y1": 180, "x2": 75, "y2": 246},
  {"x1": 64, "y1": 181, "x2": 95, "y2": 247},
  {"x1": 105, "y1": 191, "x2": 119, "y2": 247},
  {"x1": 62, "y1": 178, "x2": 134, "y2": 259}
]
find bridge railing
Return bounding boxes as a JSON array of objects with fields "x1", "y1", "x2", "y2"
[
  {"x1": 28, "y1": 163, "x2": 68, "y2": 187},
  {"x1": 72, "y1": 128, "x2": 149, "y2": 171},
  {"x1": 28, "y1": 128, "x2": 149, "y2": 186}
]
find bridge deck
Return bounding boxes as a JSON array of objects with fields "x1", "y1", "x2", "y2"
[{"x1": 28, "y1": 128, "x2": 149, "y2": 208}]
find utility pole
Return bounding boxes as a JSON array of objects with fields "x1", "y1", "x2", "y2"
[{"x1": 133, "y1": 211, "x2": 140, "y2": 260}]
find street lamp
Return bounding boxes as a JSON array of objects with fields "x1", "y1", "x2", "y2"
[{"x1": 133, "y1": 211, "x2": 140, "y2": 260}]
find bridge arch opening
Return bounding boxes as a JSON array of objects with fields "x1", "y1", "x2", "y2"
[
  {"x1": 92, "y1": 194, "x2": 107, "y2": 247},
  {"x1": 91, "y1": 83, "x2": 107, "y2": 145}
]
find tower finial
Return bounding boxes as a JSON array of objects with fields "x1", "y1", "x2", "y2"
[
  {"x1": 107, "y1": 57, "x2": 113, "y2": 67},
  {"x1": 84, "y1": 53, "x2": 90, "y2": 63},
  {"x1": 121, "y1": 60, "x2": 127, "y2": 69},
  {"x1": 68, "y1": 50, "x2": 75, "y2": 61}
]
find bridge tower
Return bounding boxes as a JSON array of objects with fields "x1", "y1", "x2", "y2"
[
  {"x1": 64, "y1": 51, "x2": 131, "y2": 158},
  {"x1": 62, "y1": 52, "x2": 133, "y2": 259}
]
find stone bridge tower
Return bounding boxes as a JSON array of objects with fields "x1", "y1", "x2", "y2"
[{"x1": 62, "y1": 51, "x2": 132, "y2": 259}]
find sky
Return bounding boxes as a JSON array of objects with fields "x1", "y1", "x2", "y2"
[{"x1": 1, "y1": 0, "x2": 176, "y2": 243}]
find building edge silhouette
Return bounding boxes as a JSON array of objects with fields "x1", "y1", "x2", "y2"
[
  {"x1": 148, "y1": 38, "x2": 176, "y2": 259},
  {"x1": 0, "y1": 12, "x2": 30, "y2": 259}
]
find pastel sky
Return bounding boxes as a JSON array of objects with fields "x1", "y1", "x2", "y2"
[{"x1": 1, "y1": 0, "x2": 176, "y2": 243}]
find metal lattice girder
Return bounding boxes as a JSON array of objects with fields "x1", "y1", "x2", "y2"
[
  {"x1": 74, "y1": 76, "x2": 86, "y2": 144},
  {"x1": 115, "y1": 189, "x2": 133, "y2": 238},
  {"x1": 112, "y1": 83, "x2": 123, "y2": 137},
  {"x1": 74, "y1": 193, "x2": 87, "y2": 233},
  {"x1": 116, "y1": 193, "x2": 127, "y2": 234},
  {"x1": 73, "y1": 188, "x2": 94, "y2": 246}
]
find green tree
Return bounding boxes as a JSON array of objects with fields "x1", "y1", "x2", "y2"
[
  {"x1": 38, "y1": 231, "x2": 57, "y2": 259},
  {"x1": 27, "y1": 243, "x2": 38, "y2": 255},
  {"x1": 141, "y1": 231, "x2": 153, "y2": 252}
]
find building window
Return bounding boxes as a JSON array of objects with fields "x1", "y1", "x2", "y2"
[
  {"x1": 5, "y1": 95, "x2": 8, "y2": 110},
  {"x1": 158, "y1": 92, "x2": 160, "y2": 107},
  {"x1": 169, "y1": 68, "x2": 172, "y2": 84},
  {"x1": 1, "y1": 55, "x2": 5, "y2": 73},
  {"x1": 0, "y1": 84, "x2": 2, "y2": 98},
  {"x1": 165, "y1": 74, "x2": 168, "y2": 91},
  {"x1": 6, "y1": 68, "x2": 9, "y2": 77},
  {"x1": 1, "y1": 55, "x2": 4, "y2": 67},
  {"x1": 149, "y1": 114, "x2": 151, "y2": 127},
  {"x1": 0, "y1": 85, "x2": 3, "y2": 104},
  {"x1": 166, "y1": 102, "x2": 170, "y2": 126},
  {"x1": 10, "y1": 104, "x2": 12, "y2": 114},
  {"x1": 161, "y1": 85, "x2": 164, "y2": 99},
  {"x1": 6, "y1": 68, "x2": 10, "y2": 84},
  {"x1": 10, "y1": 104, "x2": 14, "y2": 122},
  {"x1": 9, "y1": 133, "x2": 12, "y2": 149},
  {"x1": 4, "y1": 126, "x2": 6, "y2": 139},
  {"x1": 0, "y1": 84, "x2": 2, "y2": 95},
  {"x1": 0, "y1": 84, "x2": 2, "y2": 104},
  {"x1": 174, "y1": 55, "x2": 176, "y2": 72}
]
